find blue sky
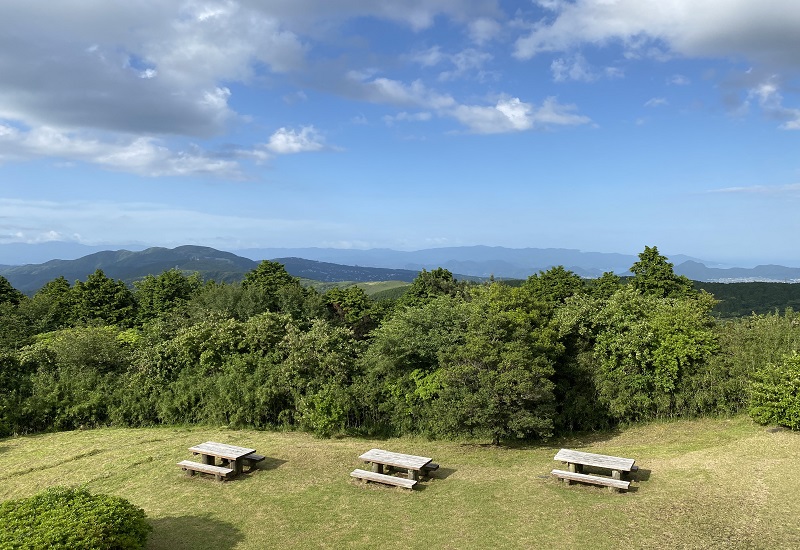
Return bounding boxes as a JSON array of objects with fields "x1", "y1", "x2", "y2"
[{"x1": 1, "y1": 0, "x2": 799, "y2": 266}]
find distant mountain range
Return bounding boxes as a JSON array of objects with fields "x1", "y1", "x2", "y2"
[
  {"x1": 1, "y1": 243, "x2": 800, "y2": 294},
  {"x1": 0, "y1": 246, "x2": 431, "y2": 294}
]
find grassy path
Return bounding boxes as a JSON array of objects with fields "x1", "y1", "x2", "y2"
[{"x1": 1, "y1": 417, "x2": 798, "y2": 549}]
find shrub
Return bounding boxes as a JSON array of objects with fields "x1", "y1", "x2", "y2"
[
  {"x1": 0, "y1": 486, "x2": 151, "y2": 549},
  {"x1": 749, "y1": 352, "x2": 800, "y2": 430}
]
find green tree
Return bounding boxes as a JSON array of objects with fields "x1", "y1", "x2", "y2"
[
  {"x1": 242, "y1": 261, "x2": 304, "y2": 312},
  {"x1": 433, "y1": 283, "x2": 558, "y2": 444},
  {"x1": 71, "y1": 270, "x2": 136, "y2": 326},
  {"x1": 749, "y1": 351, "x2": 800, "y2": 429},
  {"x1": 134, "y1": 269, "x2": 201, "y2": 324},
  {"x1": 521, "y1": 266, "x2": 585, "y2": 308},
  {"x1": 23, "y1": 276, "x2": 74, "y2": 333},
  {"x1": 323, "y1": 286, "x2": 380, "y2": 338},
  {"x1": 590, "y1": 287, "x2": 718, "y2": 421},
  {"x1": 397, "y1": 268, "x2": 467, "y2": 308},
  {"x1": 0, "y1": 275, "x2": 24, "y2": 306},
  {"x1": 358, "y1": 295, "x2": 471, "y2": 435},
  {"x1": 629, "y1": 245, "x2": 693, "y2": 298}
]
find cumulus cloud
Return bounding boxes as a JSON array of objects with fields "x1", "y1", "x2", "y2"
[
  {"x1": 514, "y1": 0, "x2": 800, "y2": 67},
  {"x1": 0, "y1": 125, "x2": 241, "y2": 177},
  {"x1": 451, "y1": 96, "x2": 590, "y2": 134},
  {"x1": 746, "y1": 79, "x2": 800, "y2": 130},
  {"x1": 265, "y1": 126, "x2": 326, "y2": 154},
  {"x1": 347, "y1": 73, "x2": 457, "y2": 110},
  {"x1": 468, "y1": 17, "x2": 502, "y2": 44}
]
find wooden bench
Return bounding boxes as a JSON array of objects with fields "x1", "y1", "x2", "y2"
[
  {"x1": 551, "y1": 469, "x2": 631, "y2": 491},
  {"x1": 241, "y1": 453, "x2": 265, "y2": 471},
  {"x1": 350, "y1": 468, "x2": 417, "y2": 489},
  {"x1": 178, "y1": 460, "x2": 234, "y2": 481}
]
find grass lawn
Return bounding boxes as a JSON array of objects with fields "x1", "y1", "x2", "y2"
[{"x1": 1, "y1": 416, "x2": 798, "y2": 549}]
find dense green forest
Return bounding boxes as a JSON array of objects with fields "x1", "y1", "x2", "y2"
[{"x1": 1, "y1": 246, "x2": 799, "y2": 443}]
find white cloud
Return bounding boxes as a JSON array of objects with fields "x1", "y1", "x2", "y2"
[
  {"x1": 410, "y1": 47, "x2": 493, "y2": 81},
  {"x1": 710, "y1": 183, "x2": 800, "y2": 194},
  {"x1": 551, "y1": 54, "x2": 595, "y2": 82},
  {"x1": 438, "y1": 49, "x2": 493, "y2": 81},
  {"x1": 514, "y1": 0, "x2": 800, "y2": 68},
  {"x1": 468, "y1": 17, "x2": 502, "y2": 44},
  {"x1": 265, "y1": 126, "x2": 326, "y2": 154},
  {"x1": 383, "y1": 112, "x2": 433, "y2": 125},
  {"x1": 669, "y1": 74, "x2": 690, "y2": 85},
  {"x1": 451, "y1": 96, "x2": 590, "y2": 134},
  {"x1": 349, "y1": 74, "x2": 456, "y2": 110},
  {"x1": 410, "y1": 46, "x2": 446, "y2": 68},
  {"x1": 745, "y1": 77, "x2": 800, "y2": 129},
  {"x1": 0, "y1": 125, "x2": 240, "y2": 177},
  {"x1": 645, "y1": 97, "x2": 669, "y2": 107}
]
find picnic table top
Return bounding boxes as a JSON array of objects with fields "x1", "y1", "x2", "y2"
[
  {"x1": 554, "y1": 448, "x2": 635, "y2": 472},
  {"x1": 359, "y1": 448, "x2": 433, "y2": 470},
  {"x1": 189, "y1": 441, "x2": 256, "y2": 460}
]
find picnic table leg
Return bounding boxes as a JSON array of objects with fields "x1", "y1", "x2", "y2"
[
  {"x1": 610, "y1": 470, "x2": 621, "y2": 493},
  {"x1": 408, "y1": 469, "x2": 418, "y2": 481},
  {"x1": 371, "y1": 462, "x2": 383, "y2": 474},
  {"x1": 202, "y1": 454, "x2": 215, "y2": 466},
  {"x1": 232, "y1": 458, "x2": 242, "y2": 476},
  {"x1": 565, "y1": 463, "x2": 576, "y2": 484}
]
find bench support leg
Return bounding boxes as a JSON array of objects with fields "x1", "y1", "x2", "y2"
[
  {"x1": 184, "y1": 468, "x2": 195, "y2": 477},
  {"x1": 610, "y1": 470, "x2": 621, "y2": 493}
]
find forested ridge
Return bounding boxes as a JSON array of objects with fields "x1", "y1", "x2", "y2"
[{"x1": 1, "y1": 245, "x2": 799, "y2": 443}]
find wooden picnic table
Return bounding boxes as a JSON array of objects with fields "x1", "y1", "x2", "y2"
[
  {"x1": 189, "y1": 441, "x2": 257, "y2": 477},
  {"x1": 552, "y1": 448, "x2": 637, "y2": 492},
  {"x1": 358, "y1": 448, "x2": 433, "y2": 481}
]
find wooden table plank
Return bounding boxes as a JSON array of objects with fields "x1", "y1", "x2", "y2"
[
  {"x1": 359, "y1": 449, "x2": 432, "y2": 471},
  {"x1": 189, "y1": 441, "x2": 256, "y2": 460},
  {"x1": 553, "y1": 448, "x2": 635, "y2": 472}
]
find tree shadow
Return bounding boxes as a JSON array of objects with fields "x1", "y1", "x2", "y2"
[
  {"x1": 461, "y1": 427, "x2": 626, "y2": 452},
  {"x1": 147, "y1": 515, "x2": 244, "y2": 550}
]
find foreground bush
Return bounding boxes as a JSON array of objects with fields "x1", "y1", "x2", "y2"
[
  {"x1": 749, "y1": 352, "x2": 800, "y2": 430},
  {"x1": 0, "y1": 486, "x2": 151, "y2": 549}
]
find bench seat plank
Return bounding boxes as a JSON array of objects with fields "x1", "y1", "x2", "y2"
[
  {"x1": 551, "y1": 469, "x2": 630, "y2": 490},
  {"x1": 243, "y1": 453, "x2": 265, "y2": 463},
  {"x1": 554, "y1": 449, "x2": 635, "y2": 472},
  {"x1": 351, "y1": 469, "x2": 417, "y2": 489},
  {"x1": 178, "y1": 460, "x2": 234, "y2": 479}
]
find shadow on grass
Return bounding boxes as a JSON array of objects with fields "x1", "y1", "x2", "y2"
[
  {"x1": 463, "y1": 427, "x2": 626, "y2": 452},
  {"x1": 632, "y1": 467, "x2": 652, "y2": 483},
  {"x1": 253, "y1": 457, "x2": 288, "y2": 471},
  {"x1": 428, "y1": 467, "x2": 457, "y2": 480},
  {"x1": 148, "y1": 515, "x2": 244, "y2": 550}
]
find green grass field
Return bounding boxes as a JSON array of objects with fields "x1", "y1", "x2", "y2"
[{"x1": 1, "y1": 416, "x2": 798, "y2": 549}]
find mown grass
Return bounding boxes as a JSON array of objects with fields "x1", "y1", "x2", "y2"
[{"x1": 1, "y1": 416, "x2": 798, "y2": 549}]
